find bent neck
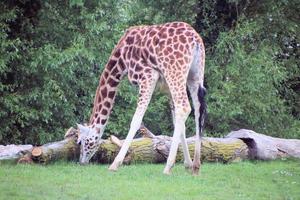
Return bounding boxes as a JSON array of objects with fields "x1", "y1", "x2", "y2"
[{"x1": 89, "y1": 50, "x2": 127, "y2": 132}]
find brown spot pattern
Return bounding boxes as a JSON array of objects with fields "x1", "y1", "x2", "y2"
[
  {"x1": 101, "y1": 87, "x2": 108, "y2": 98},
  {"x1": 126, "y1": 36, "x2": 134, "y2": 45},
  {"x1": 104, "y1": 101, "x2": 111, "y2": 108},
  {"x1": 101, "y1": 109, "x2": 108, "y2": 115},
  {"x1": 89, "y1": 22, "x2": 205, "y2": 131},
  {"x1": 107, "y1": 60, "x2": 117, "y2": 70},
  {"x1": 108, "y1": 91, "x2": 116, "y2": 98},
  {"x1": 108, "y1": 78, "x2": 118, "y2": 87},
  {"x1": 118, "y1": 58, "x2": 126, "y2": 70}
]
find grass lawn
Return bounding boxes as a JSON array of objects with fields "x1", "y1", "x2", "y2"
[{"x1": 0, "y1": 159, "x2": 299, "y2": 200}]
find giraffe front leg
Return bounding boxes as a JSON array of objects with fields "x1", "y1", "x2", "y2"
[
  {"x1": 108, "y1": 106, "x2": 148, "y2": 171},
  {"x1": 108, "y1": 105, "x2": 146, "y2": 171},
  {"x1": 108, "y1": 116, "x2": 141, "y2": 171},
  {"x1": 109, "y1": 69, "x2": 159, "y2": 172}
]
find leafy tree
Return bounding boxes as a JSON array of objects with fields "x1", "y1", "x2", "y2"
[
  {"x1": 195, "y1": 0, "x2": 300, "y2": 138},
  {"x1": 0, "y1": 0, "x2": 123, "y2": 144},
  {"x1": 0, "y1": 0, "x2": 299, "y2": 145}
]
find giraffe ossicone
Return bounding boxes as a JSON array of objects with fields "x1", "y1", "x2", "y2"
[{"x1": 77, "y1": 22, "x2": 206, "y2": 175}]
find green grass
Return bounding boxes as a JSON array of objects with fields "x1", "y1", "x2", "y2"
[{"x1": 0, "y1": 160, "x2": 299, "y2": 200}]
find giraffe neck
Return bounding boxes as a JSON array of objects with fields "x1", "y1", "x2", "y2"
[{"x1": 89, "y1": 48, "x2": 127, "y2": 132}]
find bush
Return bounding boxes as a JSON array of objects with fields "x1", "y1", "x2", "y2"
[{"x1": 0, "y1": 0, "x2": 299, "y2": 145}]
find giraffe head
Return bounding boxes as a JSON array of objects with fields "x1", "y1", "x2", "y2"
[{"x1": 76, "y1": 124, "x2": 102, "y2": 164}]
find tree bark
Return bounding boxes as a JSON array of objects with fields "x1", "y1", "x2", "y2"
[
  {"x1": 0, "y1": 144, "x2": 33, "y2": 163},
  {"x1": 1, "y1": 128, "x2": 298, "y2": 165},
  {"x1": 227, "y1": 129, "x2": 300, "y2": 160},
  {"x1": 6, "y1": 127, "x2": 248, "y2": 164}
]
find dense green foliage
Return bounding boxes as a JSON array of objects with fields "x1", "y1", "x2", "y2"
[
  {"x1": 0, "y1": 0, "x2": 299, "y2": 144},
  {"x1": 1, "y1": 160, "x2": 300, "y2": 199},
  {"x1": 198, "y1": 0, "x2": 300, "y2": 138}
]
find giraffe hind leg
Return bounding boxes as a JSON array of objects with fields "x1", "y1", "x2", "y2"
[
  {"x1": 163, "y1": 76, "x2": 192, "y2": 175},
  {"x1": 169, "y1": 97, "x2": 193, "y2": 170},
  {"x1": 163, "y1": 103, "x2": 191, "y2": 175},
  {"x1": 187, "y1": 41, "x2": 206, "y2": 175},
  {"x1": 187, "y1": 77, "x2": 206, "y2": 175}
]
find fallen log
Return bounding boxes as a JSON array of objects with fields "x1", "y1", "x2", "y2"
[
  {"x1": 227, "y1": 129, "x2": 300, "y2": 160},
  {"x1": 27, "y1": 127, "x2": 79, "y2": 164},
  {"x1": 1, "y1": 128, "x2": 299, "y2": 165},
  {"x1": 10, "y1": 127, "x2": 248, "y2": 164},
  {"x1": 0, "y1": 144, "x2": 33, "y2": 163}
]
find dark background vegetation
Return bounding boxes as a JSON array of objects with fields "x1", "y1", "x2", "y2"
[{"x1": 1, "y1": 0, "x2": 299, "y2": 144}]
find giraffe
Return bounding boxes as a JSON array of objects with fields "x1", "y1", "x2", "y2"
[{"x1": 76, "y1": 21, "x2": 206, "y2": 175}]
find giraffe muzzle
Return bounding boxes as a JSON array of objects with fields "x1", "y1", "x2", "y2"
[{"x1": 79, "y1": 158, "x2": 89, "y2": 165}]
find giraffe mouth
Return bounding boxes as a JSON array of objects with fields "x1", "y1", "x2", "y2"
[
  {"x1": 79, "y1": 148, "x2": 97, "y2": 165},
  {"x1": 79, "y1": 153, "x2": 90, "y2": 165},
  {"x1": 79, "y1": 156, "x2": 90, "y2": 165}
]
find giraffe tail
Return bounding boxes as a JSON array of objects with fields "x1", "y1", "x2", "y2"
[
  {"x1": 191, "y1": 83, "x2": 206, "y2": 175},
  {"x1": 198, "y1": 86, "x2": 206, "y2": 137}
]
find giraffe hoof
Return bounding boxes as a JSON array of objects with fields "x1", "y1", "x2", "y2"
[
  {"x1": 184, "y1": 165, "x2": 193, "y2": 173},
  {"x1": 192, "y1": 166, "x2": 200, "y2": 176},
  {"x1": 192, "y1": 170, "x2": 200, "y2": 176},
  {"x1": 108, "y1": 164, "x2": 119, "y2": 172},
  {"x1": 163, "y1": 167, "x2": 172, "y2": 175},
  {"x1": 108, "y1": 160, "x2": 122, "y2": 172},
  {"x1": 163, "y1": 170, "x2": 171, "y2": 175},
  {"x1": 184, "y1": 161, "x2": 193, "y2": 169},
  {"x1": 108, "y1": 166, "x2": 118, "y2": 172}
]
